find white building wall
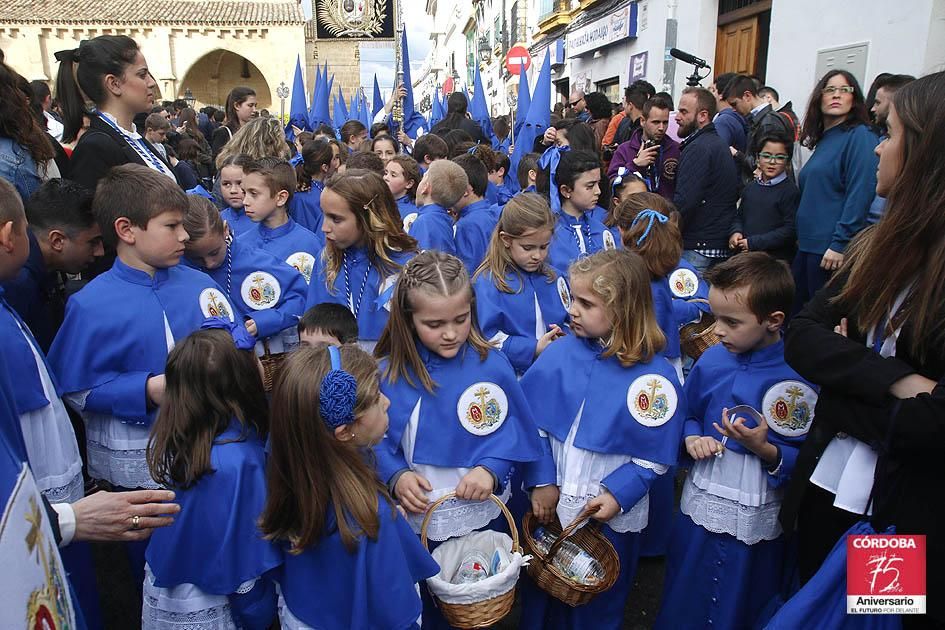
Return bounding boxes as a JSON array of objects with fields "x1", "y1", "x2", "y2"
[{"x1": 765, "y1": 0, "x2": 945, "y2": 118}]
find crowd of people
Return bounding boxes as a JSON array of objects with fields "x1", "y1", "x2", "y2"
[{"x1": 0, "y1": 32, "x2": 941, "y2": 630}]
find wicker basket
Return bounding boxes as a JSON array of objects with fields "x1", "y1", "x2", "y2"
[
  {"x1": 420, "y1": 493, "x2": 519, "y2": 629},
  {"x1": 258, "y1": 339, "x2": 287, "y2": 392},
  {"x1": 521, "y1": 506, "x2": 621, "y2": 607},
  {"x1": 679, "y1": 299, "x2": 721, "y2": 360}
]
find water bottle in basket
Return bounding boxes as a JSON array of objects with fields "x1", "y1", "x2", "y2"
[{"x1": 533, "y1": 527, "x2": 605, "y2": 585}]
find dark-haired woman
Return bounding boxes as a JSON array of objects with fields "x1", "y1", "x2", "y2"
[
  {"x1": 792, "y1": 70, "x2": 878, "y2": 309},
  {"x1": 210, "y1": 86, "x2": 257, "y2": 161},
  {"x1": 174, "y1": 106, "x2": 213, "y2": 174},
  {"x1": 55, "y1": 35, "x2": 176, "y2": 192},
  {"x1": 430, "y1": 92, "x2": 486, "y2": 144},
  {"x1": 0, "y1": 54, "x2": 59, "y2": 199},
  {"x1": 782, "y1": 71, "x2": 945, "y2": 628}
]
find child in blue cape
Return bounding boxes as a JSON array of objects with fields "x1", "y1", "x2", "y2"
[
  {"x1": 305, "y1": 170, "x2": 418, "y2": 353},
  {"x1": 144, "y1": 322, "x2": 281, "y2": 630},
  {"x1": 536, "y1": 148, "x2": 617, "y2": 274},
  {"x1": 520, "y1": 249, "x2": 686, "y2": 630},
  {"x1": 373, "y1": 251, "x2": 546, "y2": 628},
  {"x1": 453, "y1": 153, "x2": 501, "y2": 274},
  {"x1": 473, "y1": 192, "x2": 568, "y2": 374},
  {"x1": 183, "y1": 196, "x2": 307, "y2": 355},
  {"x1": 517, "y1": 152, "x2": 540, "y2": 194},
  {"x1": 218, "y1": 154, "x2": 255, "y2": 238},
  {"x1": 261, "y1": 343, "x2": 438, "y2": 630},
  {"x1": 238, "y1": 157, "x2": 321, "y2": 284},
  {"x1": 48, "y1": 165, "x2": 234, "y2": 587},
  {"x1": 384, "y1": 155, "x2": 421, "y2": 221},
  {"x1": 614, "y1": 192, "x2": 712, "y2": 380},
  {"x1": 655, "y1": 253, "x2": 816, "y2": 630},
  {"x1": 405, "y1": 159, "x2": 466, "y2": 254},
  {"x1": 289, "y1": 138, "x2": 339, "y2": 237},
  {"x1": 488, "y1": 150, "x2": 515, "y2": 207}
]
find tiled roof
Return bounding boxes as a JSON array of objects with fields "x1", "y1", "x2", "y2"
[{"x1": 0, "y1": 0, "x2": 305, "y2": 26}]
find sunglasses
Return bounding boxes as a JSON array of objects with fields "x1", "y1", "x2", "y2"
[{"x1": 568, "y1": 97, "x2": 584, "y2": 107}]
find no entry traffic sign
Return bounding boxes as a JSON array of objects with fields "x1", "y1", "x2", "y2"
[{"x1": 506, "y1": 45, "x2": 532, "y2": 75}]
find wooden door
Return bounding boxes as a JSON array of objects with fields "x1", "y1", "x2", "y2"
[{"x1": 715, "y1": 16, "x2": 759, "y2": 76}]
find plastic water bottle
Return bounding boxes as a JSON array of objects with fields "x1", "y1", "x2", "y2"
[
  {"x1": 533, "y1": 527, "x2": 604, "y2": 585},
  {"x1": 452, "y1": 551, "x2": 493, "y2": 584}
]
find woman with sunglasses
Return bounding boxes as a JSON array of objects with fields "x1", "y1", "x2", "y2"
[{"x1": 792, "y1": 70, "x2": 878, "y2": 310}]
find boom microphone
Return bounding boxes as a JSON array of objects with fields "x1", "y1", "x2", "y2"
[{"x1": 670, "y1": 48, "x2": 709, "y2": 68}]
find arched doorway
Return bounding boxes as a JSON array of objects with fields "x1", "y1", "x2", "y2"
[{"x1": 178, "y1": 50, "x2": 273, "y2": 110}]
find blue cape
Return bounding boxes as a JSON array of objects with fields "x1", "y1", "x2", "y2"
[
  {"x1": 305, "y1": 246, "x2": 414, "y2": 341},
  {"x1": 547, "y1": 210, "x2": 615, "y2": 275},
  {"x1": 454, "y1": 199, "x2": 499, "y2": 274},
  {"x1": 0, "y1": 290, "x2": 58, "y2": 414},
  {"x1": 146, "y1": 423, "x2": 281, "y2": 594},
  {"x1": 288, "y1": 182, "x2": 326, "y2": 240},
  {"x1": 220, "y1": 207, "x2": 256, "y2": 239},
  {"x1": 237, "y1": 219, "x2": 322, "y2": 276},
  {"x1": 473, "y1": 269, "x2": 570, "y2": 373},
  {"x1": 521, "y1": 333, "x2": 685, "y2": 463},
  {"x1": 276, "y1": 493, "x2": 438, "y2": 629},
  {"x1": 48, "y1": 259, "x2": 231, "y2": 424},
  {"x1": 375, "y1": 343, "x2": 545, "y2": 485},
  {"x1": 190, "y1": 237, "x2": 306, "y2": 340},
  {"x1": 409, "y1": 204, "x2": 455, "y2": 255},
  {"x1": 395, "y1": 196, "x2": 418, "y2": 222}
]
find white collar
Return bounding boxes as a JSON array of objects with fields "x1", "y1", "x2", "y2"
[{"x1": 99, "y1": 111, "x2": 141, "y2": 139}]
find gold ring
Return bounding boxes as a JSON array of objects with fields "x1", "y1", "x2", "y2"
[{"x1": 131, "y1": 515, "x2": 140, "y2": 531}]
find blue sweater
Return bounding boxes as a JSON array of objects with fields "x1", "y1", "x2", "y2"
[
  {"x1": 796, "y1": 124, "x2": 879, "y2": 255},
  {"x1": 713, "y1": 108, "x2": 747, "y2": 153}
]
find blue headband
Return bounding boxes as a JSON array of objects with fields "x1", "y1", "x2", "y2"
[
  {"x1": 630, "y1": 209, "x2": 669, "y2": 246},
  {"x1": 319, "y1": 345, "x2": 358, "y2": 429},
  {"x1": 200, "y1": 317, "x2": 256, "y2": 351},
  {"x1": 538, "y1": 145, "x2": 569, "y2": 214},
  {"x1": 611, "y1": 166, "x2": 645, "y2": 197}
]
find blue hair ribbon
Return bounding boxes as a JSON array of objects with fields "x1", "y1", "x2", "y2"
[
  {"x1": 319, "y1": 345, "x2": 358, "y2": 429},
  {"x1": 538, "y1": 145, "x2": 569, "y2": 214},
  {"x1": 199, "y1": 317, "x2": 256, "y2": 351},
  {"x1": 630, "y1": 209, "x2": 668, "y2": 246}
]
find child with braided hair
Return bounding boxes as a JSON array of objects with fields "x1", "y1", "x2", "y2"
[{"x1": 374, "y1": 250, "x2": 546, "y2": 628}]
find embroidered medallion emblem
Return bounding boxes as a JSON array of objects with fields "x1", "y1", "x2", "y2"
[
  {"x1": 762, "y1": 380, "x2": 817, "y2": 437},
  {"x1": 402, "y1": 212, "x2": 419, "y2": 234},
  {"x1": 662, "y1": 157, "x2": 679, "y2": 180},
  {"x1": 286, "y1": 252, "x2": 316, "y2": 284},
  {"x1": 602, "y1": 230, "x2": 616, "y2": 251},
  {"x1": 668, "y1": 267, "x2": 699, "y2": 298},
  {"x1": 557, "y1": 276, "x2": 571, "y2": 310},
  {"x1": 456, "y1": 382, "x2": 509, "y2": 436},
  {"x1": 627, "y1": 374, "x2": 678, "y2": 427},
  {"x1": 241, "y1": 271, "x2": 281, "y2": 311},
  {"x1": 317, "y1": 0, "x2": 387, "y2": 38},
  {"x1": 199, "y1": 288, "x2": 234, "y2": 321}
]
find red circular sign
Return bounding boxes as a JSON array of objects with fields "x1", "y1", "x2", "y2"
[
  {"x1": 442, "y1": 77, "x2": 454, "y2": 95},
  {"x1": 506, "y1": 46, "x2": 532, "y2": 75}
]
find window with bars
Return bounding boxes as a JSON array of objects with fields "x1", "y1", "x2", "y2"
[
  {"x1": 719, "y1": 0, "x2": 765, "y2": 13},
  {"x1": 510, "y1": 2, "x2": 519, "y2": 43}
]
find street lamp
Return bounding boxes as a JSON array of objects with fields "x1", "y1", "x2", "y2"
[
  {"x1": 183, "y1": 88, "x2": 195, "y2": 108},
  {"x1": 276, "y1": 81, "x2": 290, "y2": 125}
]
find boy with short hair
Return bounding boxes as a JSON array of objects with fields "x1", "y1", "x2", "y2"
[
  {"x1": 2, "y1": 179, "x2": 104, "y2": 351},
  {"x1": 412, "y1": 134, "x2": 449, "y2": 173},
  {"x1": 298, "y1": 302, "x2": 359, "y2": 346},
  {"x1": 452, "y1": 154, "x2": 499, "y2": 274},
  {"x1": 238, "y1": 157, "x2": 320, "y2": 283},
  {"x1": 728, "y1": 134, "x2": 800, "y2": 262},
  {"x1": 406, "y1": 159, "x2": 467, "y2": 254},
  {"x1": 144, "y1": 113, "x2": 171, "y2": 160},
  {"x1": 655, "y1": 252, "x2": 816, "y2": 630},
  {"x1": 48, "y1": 164, "x2": 234, "y2": 493},
  {"x1": 517, "y1": 152, "x2": 540, "y2": 193}
]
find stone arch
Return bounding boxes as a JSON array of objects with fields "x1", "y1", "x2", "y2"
[{"x1": 178, "y1": 49, "x2": 273, "y2": 110}]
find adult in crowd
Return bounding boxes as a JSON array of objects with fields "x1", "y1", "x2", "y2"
[
  {"x1": 782, "y1": 71, "x2": 945, "y2": 628},
  {"x1": 215, "y1": 116, "x2": 291, "y2": 168},
  {"x1": 172, "y1": 138, "x2": 204, "y2": 190},
  {"x1": 608, "y1": 95, "x2": 680, "y2": 201},
  {"x1": 613, "y1": 80, "x2": 656, "y2": 146},
  {"x1": 0, "y1": 54, "x2": 59, "y2": 200},
  {"x1": 723, "y1": 74, "x2": 798, "y2": 178},
  {"x1": 672, "y1": 87, "x2": 739, "y2": 272},
  {"x1": 710, "y1": 72, "x2": 748, "y2": 154},
  {"x1": 210, "y1": 86, "x2": 257, "y2": 161},
  {"x1": 56, "y1": 35, "x2": 176, "y2": 192},
  {"x1": 792, "y1": 70, "x2": 878, "y2": 308},
  {"x1": 534, "y1": 119, "x2": 599, "y2": 155},
  {"x1": 584, "y1": 91, "x2": 613, "y2": 150},
  {"x1": 430, "y1": 92, "x2": 487, "y2": 144},
  {"x1": 758, "y1": 85, "x2": 800, "y2": 140},
  {"x1": 567, "y1": 87, "x2": 589, "y2": 122},
  {"x1": 29, "y1": 80, "x2": 64, "y2": 142},
  {"x1": 866, "y1": 73, "x2": 915, "y2": 224}
]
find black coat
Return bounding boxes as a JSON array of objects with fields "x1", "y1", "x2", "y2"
[
  {"x1": 782, "y1": 274, "x2": 945, "y2": 623},
  {"x1": 69, "y1": 115, "x2": 177, "y2": 192}
]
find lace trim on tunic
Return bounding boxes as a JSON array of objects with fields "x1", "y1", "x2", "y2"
[
  {"x1": 405, "y1": 482, "x2": 512, "y2": 541},
  {"x1": 679, "y1": 474, "x2": 782, "y2": 545},
  {"x1": 87, "y1": 442, "x2": 160, "y2": 489}
]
